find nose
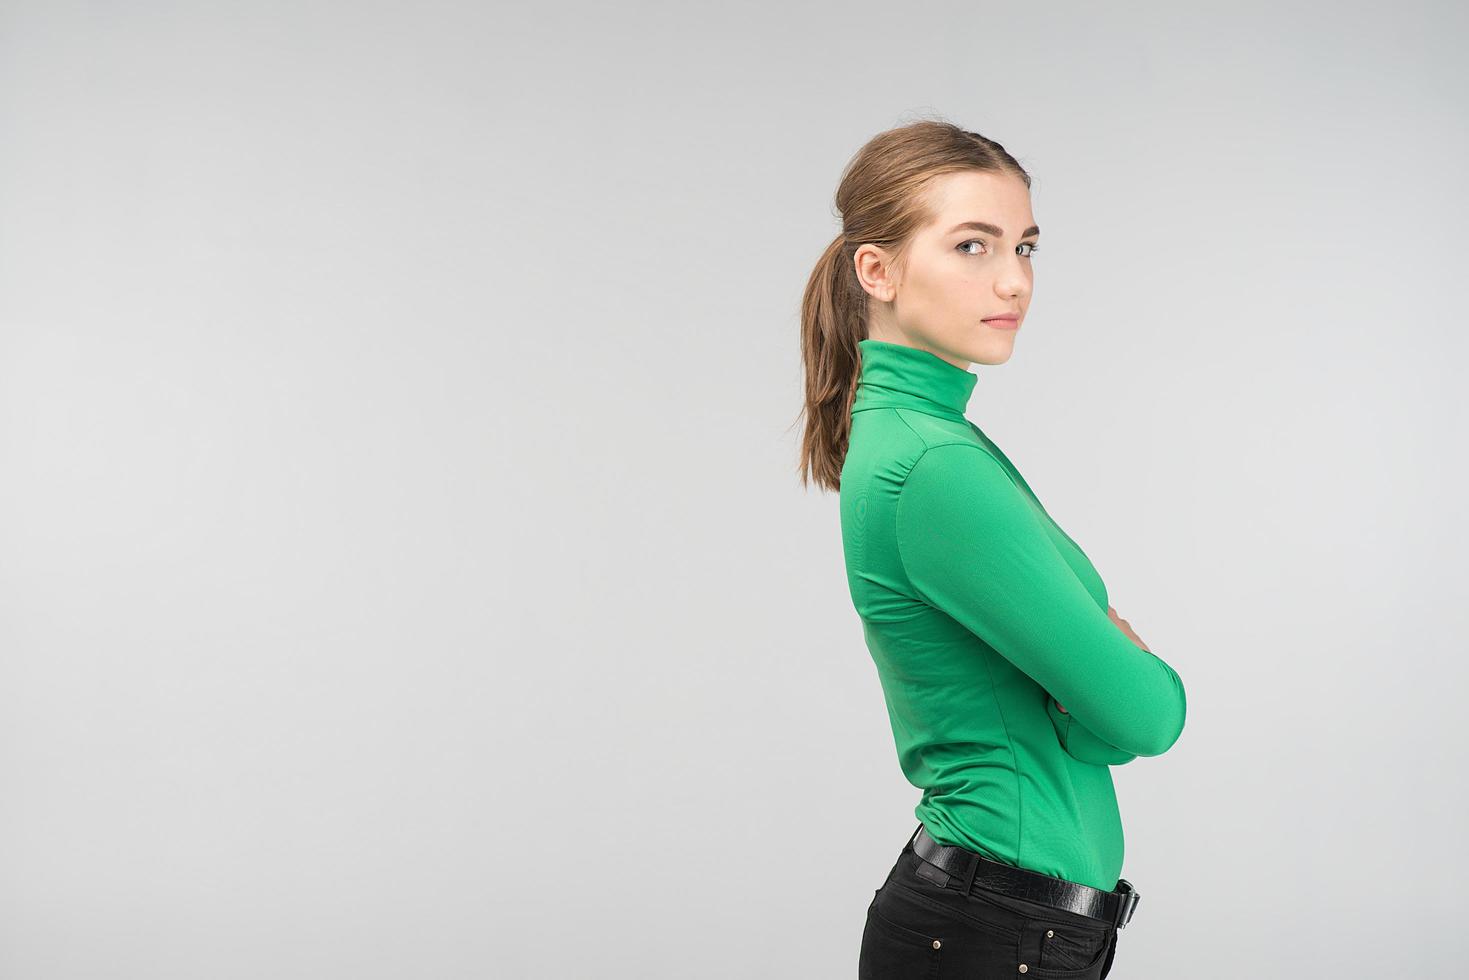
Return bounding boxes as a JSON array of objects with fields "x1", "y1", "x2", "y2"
[{"x1": 996, "y1": 250, "x2": 1032, "y2": 304}]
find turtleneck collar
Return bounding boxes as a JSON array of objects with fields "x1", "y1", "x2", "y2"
[{"x1": 851, "y1": 338, "x2": 978, "y2": 422}]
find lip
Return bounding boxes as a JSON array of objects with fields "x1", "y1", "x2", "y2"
[{"x1": 982, "y1": 314, "x2": 1020, "y2": 330}]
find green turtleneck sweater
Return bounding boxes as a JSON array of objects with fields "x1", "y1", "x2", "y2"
[{"x1": 839, "y1": 338, "x2": 1186, "y2": 892}]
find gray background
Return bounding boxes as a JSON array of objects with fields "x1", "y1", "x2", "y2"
[{"x1": 2, "y1": 1, "x2": 1465, "y2": 977}]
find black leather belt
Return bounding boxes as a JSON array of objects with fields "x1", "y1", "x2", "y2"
[{"x1": 909, "y1": 824, "x2": 1140, "y2": 929}]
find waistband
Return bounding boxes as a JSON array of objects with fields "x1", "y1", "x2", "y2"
[{"x1": 907, "y1": 823, "x2": 1140, "y2": 929}]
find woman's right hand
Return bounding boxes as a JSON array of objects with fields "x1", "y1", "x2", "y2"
[{"x1": 1108, "y1": 605, "x2": 1151, "y2": 652}]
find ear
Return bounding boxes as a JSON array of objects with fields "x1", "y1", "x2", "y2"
[{"x1": 852, "y1": 243, "x2": 898, "y2": 303}]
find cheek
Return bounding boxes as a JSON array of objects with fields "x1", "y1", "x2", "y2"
[
  {"x1": 921, "y1": 268, "x2": 971, "y2": 302},
  {"x1": 905, "y1": 265, "x2": 985, "y2": 325},
  {"x1": 907, "y1": 273, "x2": 952, "y2": 315},
  {"x1": 943, "y1": 275, "x2": 987, "y2": 317}
]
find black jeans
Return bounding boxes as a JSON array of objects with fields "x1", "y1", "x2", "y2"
[{"x1": 859, "y1": 832, "x2": 1120, "y2": 979}]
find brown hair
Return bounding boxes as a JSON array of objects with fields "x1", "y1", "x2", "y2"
[{"x1": 795, "y1": 116, "x2": 1032, "y2": 492}]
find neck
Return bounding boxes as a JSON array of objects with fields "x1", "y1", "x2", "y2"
[{"x1": 851, "y1": 338, "x2": 978, "y2": 423}]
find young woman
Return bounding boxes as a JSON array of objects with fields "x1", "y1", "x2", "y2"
[{"x1": 797, "y1": 119, "x2": 1187, "y2": 978}]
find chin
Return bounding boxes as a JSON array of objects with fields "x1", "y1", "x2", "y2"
[{"x1": 964, "y1": 344, "x2": 1015, "y2": 367}]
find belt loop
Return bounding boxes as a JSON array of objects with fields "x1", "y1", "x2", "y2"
[{"x1": 960, "y1": 850, "x2": 980, "y2": 894}]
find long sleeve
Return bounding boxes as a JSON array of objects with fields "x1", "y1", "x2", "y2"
[
  {"x1": 1047, "y1": 696, "x2": 1138, "y2": 766},
  {"x1": 894, "y1": 443, "x2": 1186, "y2": 758}
]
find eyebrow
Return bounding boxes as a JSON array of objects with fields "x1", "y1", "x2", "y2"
[{"x1": 946, "y1": 221, "x2": 1041, "y2": 239}]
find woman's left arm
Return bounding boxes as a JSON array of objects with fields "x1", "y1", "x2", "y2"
[
  {"x1": 1047, "y1": 696, "x2": 1138, "y2": 766},
  {"x1": 895, "y1": 444, "x2": 1187, "y2": 758},
  {"x1": 1048, "y1": 603, "x2": 1150, "y2": 764}
]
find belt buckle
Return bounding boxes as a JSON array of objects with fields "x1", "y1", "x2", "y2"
[{"x1": 1115, "y1": 878, "x2": 1140, "y2": 929}]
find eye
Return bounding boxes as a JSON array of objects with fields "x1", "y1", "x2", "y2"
[{"x1": 958, "y1": 239, "x2": 1041, "y2": 257}]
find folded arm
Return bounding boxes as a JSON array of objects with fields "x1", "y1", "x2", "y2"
[
  {"x1": 895, "y1": 444, "x2": 1186, "y2": 758},
  {"x1": 1047, "y1": 696, "x2": 1138, "y2": 765}
]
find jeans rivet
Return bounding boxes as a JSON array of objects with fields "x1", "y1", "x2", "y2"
[
  {"x1": 932, "y1": 940, "x2": 941, "y2": 949},
  {"x1": 1019, "y1": 966, "x2": 1028, "y2": 974},
  {"x1": 1046, "y1": 929, "x2": 1054, "y2": 938}
]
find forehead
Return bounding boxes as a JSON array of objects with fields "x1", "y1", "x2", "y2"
[{"x1": 921, "y1": 170, "x2": 1034, "y2": 233}]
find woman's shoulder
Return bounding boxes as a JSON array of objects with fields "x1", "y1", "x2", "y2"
[
  {"x1": 844, "y1": 408, "x2": 1009, "y2": 492},
  {"x1": 852, "y1": 406, "x2": 979, "y2": 454}
]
